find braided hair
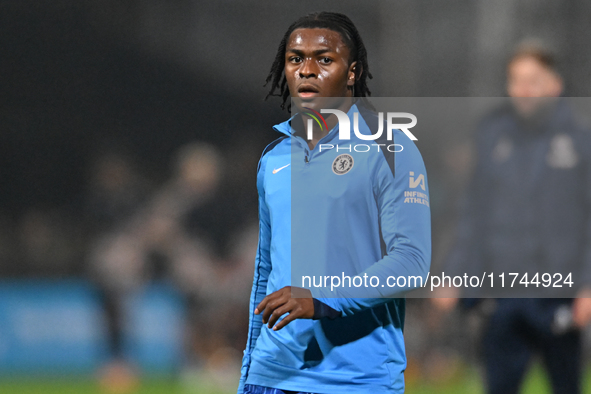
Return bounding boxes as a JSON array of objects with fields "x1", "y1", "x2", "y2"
[{"x1": 265, "y1": 12, "x2": 373, "y2": 110}]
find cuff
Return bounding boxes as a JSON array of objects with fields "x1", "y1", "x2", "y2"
[{"x1": 312, "y1": 299, "x2": 342, "y2": 320}]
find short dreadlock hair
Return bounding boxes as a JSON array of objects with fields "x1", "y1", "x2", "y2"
[{"x1": 265, "y1": 12, "x2": 373, "y2": 110}]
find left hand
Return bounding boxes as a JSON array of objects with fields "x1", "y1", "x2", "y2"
[
  {"x1": 573, "y1": 288, "x2": 591, "y2": 328},
  {"x1": 255, "y1": 286, "x2": 315, "y2": 331}
]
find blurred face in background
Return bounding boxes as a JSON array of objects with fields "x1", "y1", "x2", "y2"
[{"x1": 507, "y1": 55, "x2": 563, "y2": 117}]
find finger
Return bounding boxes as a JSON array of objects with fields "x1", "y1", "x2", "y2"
[
  {"x1": 256, "y1": 287, "x2": 290, "y2": 314},
  {"x1": 273, "y1": 308, "x2": 301, "y2": 331},
  {"x1": 573, "y1": 303, "x2": 591, "y2": 328},
  {"x1": 267, "y1": 302, "x2": 294, "y2": 329},
  {"x1": 262, "y1": 297, "x2": 288, "y2": 324},
  {"x1": 256, "y1": 291, "x2": 281, "y2": 315},
  {"x1": 574, "y1": 312, "x2": 586, "y2": 328},
  {"x1": 255, "y1": 295, "x2": 270, "y2": 315}
]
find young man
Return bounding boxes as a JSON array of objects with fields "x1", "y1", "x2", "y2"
[{"x1": 238, "y1": 12, "x2": 431, "y2": 394}]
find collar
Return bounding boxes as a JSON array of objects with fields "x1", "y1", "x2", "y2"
[{"x1": 273, "y1": 102, "x2": 360, "y2": 138}]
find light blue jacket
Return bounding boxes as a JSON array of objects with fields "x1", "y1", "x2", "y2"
[{"x1": 239, "y1": 103, "x2": 431, "y2": 393}]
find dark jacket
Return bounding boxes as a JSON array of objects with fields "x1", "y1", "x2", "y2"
[{"x1": 448, "y1": 98, "x2": 591, "y2": 297}]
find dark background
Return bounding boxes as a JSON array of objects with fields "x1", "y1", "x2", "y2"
[{"x1": 2, "y1": 0, "x2": 590, "y2": 216}]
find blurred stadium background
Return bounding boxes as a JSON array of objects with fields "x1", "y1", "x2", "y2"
[{"x1": 1, "y1": 1, "x2": 591, "y2": 393}]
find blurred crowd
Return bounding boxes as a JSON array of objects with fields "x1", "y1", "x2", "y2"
[{"x1": 0, "y1": 140, "x2": 262, "y2": 390}]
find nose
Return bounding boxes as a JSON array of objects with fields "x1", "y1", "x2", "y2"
[{"x1": 299, "y1": 58, "x2": 317, "y2": 78}]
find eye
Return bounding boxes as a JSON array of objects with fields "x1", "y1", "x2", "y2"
[
  {"x1": 319, "y1": 57, "x2": 333, "y2": 65},
  {"x1": 289, "y1": 56, "x2": 302, "y2": 64}
]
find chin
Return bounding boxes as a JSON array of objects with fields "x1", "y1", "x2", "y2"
[
  {"x1": 293, "y1": 96, "x2": 352, "y2": 113},
  {"x1": 512, "y1": 97, "x2": 555, "y2": 119}
]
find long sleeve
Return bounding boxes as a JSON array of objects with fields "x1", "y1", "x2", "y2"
[
  {"x1": 313, "y1": 135, "x2": 431, "y2": 316},
  {"x1": 237, "y1": 157, "x2": 272, "y2": 394}
]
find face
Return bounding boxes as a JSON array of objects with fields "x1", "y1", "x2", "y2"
[
  {"x1": 284, "y1": 28, "x2": 356, "y2": 111},
  {"x1": 507, "y1": 55, "x2": 563, "y2": 116}
]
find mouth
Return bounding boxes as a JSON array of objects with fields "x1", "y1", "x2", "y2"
[{"x1": 297, "y1": 84, "x2": 320, "y2": 98}]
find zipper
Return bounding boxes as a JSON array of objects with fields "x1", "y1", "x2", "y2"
[
  {"x1": 292, "y1": 135, "x2": 311, "y2": 164},
  {"x1": 294, "y1": 132, "x2": 336, "y2": 164}
]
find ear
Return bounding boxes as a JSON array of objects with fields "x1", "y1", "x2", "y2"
[{"x1": 347, "y1": 61, "x2": 358, "y2": 87}]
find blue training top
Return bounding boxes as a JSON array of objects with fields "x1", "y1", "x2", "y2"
[{"x1": 238, "y1": 102, "x2": 431, "y2": 394}]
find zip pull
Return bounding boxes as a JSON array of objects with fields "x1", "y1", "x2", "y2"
[{"x1": 304, "y1": 156, "x2": 309, "y2": 163}]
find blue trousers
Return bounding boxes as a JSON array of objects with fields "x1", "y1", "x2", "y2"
[{"x1": 244, "y1": 384, "x2": 317, "y2": 394}]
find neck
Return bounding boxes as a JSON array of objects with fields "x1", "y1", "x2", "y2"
[{"x1": 293, "y1": 97, "x2": 354, "y2": 150}]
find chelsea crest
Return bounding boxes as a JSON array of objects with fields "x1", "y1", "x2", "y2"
[{"x1": 332, "y1": 154, "x2": 354, "y2": 175}]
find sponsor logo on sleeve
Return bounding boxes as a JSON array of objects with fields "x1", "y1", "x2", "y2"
[{"x1": 405, "y1": 171, "x2": 429, "y2": 206}]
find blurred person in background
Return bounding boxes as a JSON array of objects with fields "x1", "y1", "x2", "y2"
[
  {"x1": 87, "y1": 142, "x2": 249, "y2": 391},
  {"x1": 434, "y1": 41, "x2": 591, "y2": 394}
]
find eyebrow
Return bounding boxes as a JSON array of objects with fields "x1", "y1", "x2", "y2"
[{"x1": 286, "y1": 48, "x2": 334, "y2": 57}]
